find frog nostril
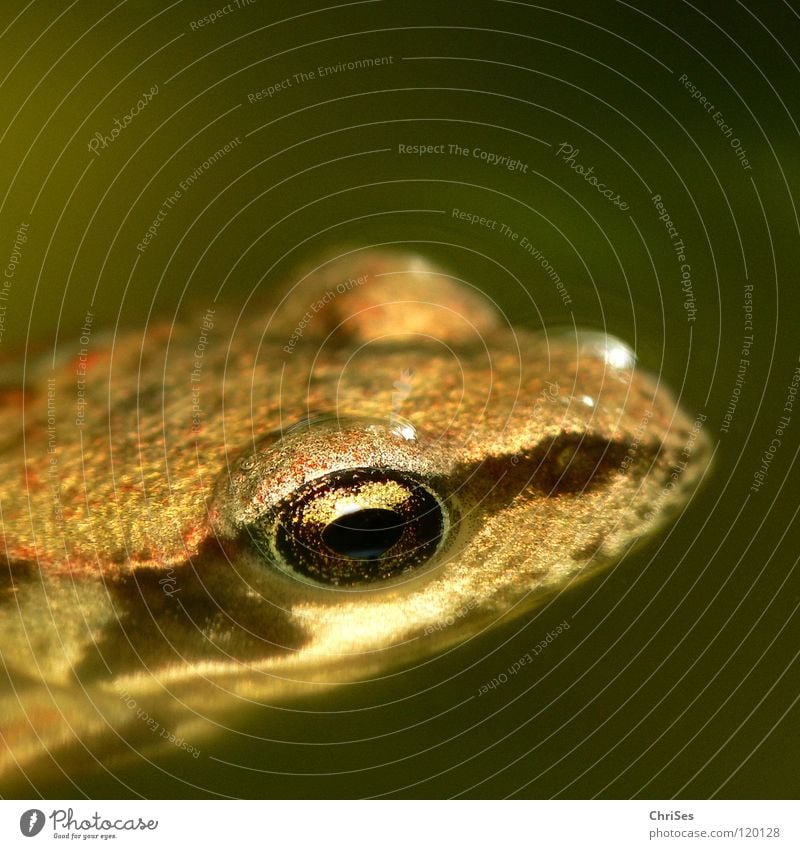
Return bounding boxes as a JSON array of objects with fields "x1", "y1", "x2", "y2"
[{"x1": 321, "y1": 508, "x2": 404, "y2": 560}]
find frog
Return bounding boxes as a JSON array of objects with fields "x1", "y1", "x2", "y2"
[{"x1": 0, "y1": 249, "x2": 710, "y2": 782}]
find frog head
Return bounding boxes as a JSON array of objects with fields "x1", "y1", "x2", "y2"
[{"x1": 0, "y1": 250, "x2": 710, "y2": 778}]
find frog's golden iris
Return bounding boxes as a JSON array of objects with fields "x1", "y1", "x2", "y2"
[{"x1": 257, "y1": 466, "x2": 447, "y2": 585}]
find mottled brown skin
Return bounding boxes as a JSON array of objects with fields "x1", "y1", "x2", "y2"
[{"x1": 0, "y1": 251, "x2": 710, "y2": 780}]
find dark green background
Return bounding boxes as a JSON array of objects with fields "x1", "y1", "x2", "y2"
[{"x1": 1, "y1": 0, "x2": 798, "y2": 798}]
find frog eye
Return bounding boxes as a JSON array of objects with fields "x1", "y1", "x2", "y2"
[
  {"x1": 214, "y1": 417, "x2": 458, "y2": 588},
  {"x1": 248, "y1": 467, "x2": 447, "y2": 586}
]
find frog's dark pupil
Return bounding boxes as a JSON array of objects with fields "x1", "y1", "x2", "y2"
[
  {"x1": 261, "y1": 468, "x2": 450, "y2": 586},
  {"x1": 322, "y1": 509, "x2": 404, "y2": 559}
]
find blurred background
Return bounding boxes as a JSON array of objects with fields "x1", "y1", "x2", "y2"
[{"x1": 0, "y1": 0, "x2": 798, "y2": 798}]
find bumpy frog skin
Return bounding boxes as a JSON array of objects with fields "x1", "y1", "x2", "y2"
[{"x1": 0, "y1": 250, "x2": 709, "y2": 779}]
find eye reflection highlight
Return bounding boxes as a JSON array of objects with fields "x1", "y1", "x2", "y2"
[{"x1": 321, "y1": 508, "x2": 405, "y2": 560}]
